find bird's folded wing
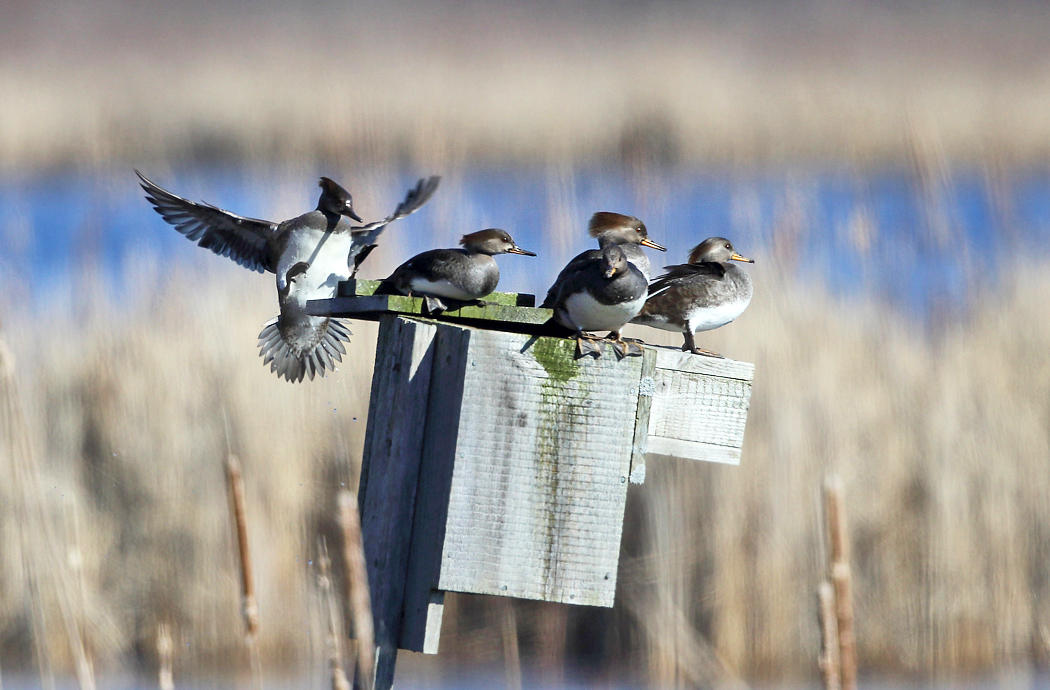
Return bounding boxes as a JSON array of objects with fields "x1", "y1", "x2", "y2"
[
  {"x1": 350, "y1": 176, "x2": 441, "y2": 234},
  {"x1": 540, "y1": 249, "x2": 601, "y2": 308},
  {"x1": 647, "y1": 262, "x2": 726, "y2": 298},
  {"x1": 137, "y1": 170, "x2": 278, "y2": 273}
]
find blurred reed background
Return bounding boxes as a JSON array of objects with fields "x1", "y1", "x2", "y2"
[{"x1": 3, "y1": 0, "x2": 1050, "y2": 687}]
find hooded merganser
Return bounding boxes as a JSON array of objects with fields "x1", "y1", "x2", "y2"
[
  {"x1": 542, "y1": 211, "x2": 664, "y2": 305},
  {"x1": 632, "y1": 237, "x2": 754, "y2": 358},
  {"x1": 541, "y1": 244, "x2": 648, "y2": 358},
  {"x1": 377, "y1": 229, "x2": 535, "y2": 312},
  {"x1": 587, "y1": 211, "x2": 666, "y2": 280},
  {"x1": 137, "y1": 170, "x2": 440, "y2": 382}
]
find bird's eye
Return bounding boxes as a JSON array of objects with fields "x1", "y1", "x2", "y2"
[{"x1": 724, "y1": 243, "x2": 731, "y2": 249}]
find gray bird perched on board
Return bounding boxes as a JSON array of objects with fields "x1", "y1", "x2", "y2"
[
  {"x1": 136, "y1": 170, "x2": 440, "y2": 382},
  {"x1": 632, "y1": 237, "x2": 754, "y2": 358},
  {"x1": 376, "y1": 228, "x2": 535, "y2": 313},
  {"x1": 541, "y1": 243, "x2": 648, "y2": 358}
]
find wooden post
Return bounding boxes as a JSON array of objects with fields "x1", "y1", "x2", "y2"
[
  {"x1": 354, "y1": 315, "x2": 440, "y2": 690},
  {"x1": 824, "y1": 476, "x2": 857, "y2": 690}
]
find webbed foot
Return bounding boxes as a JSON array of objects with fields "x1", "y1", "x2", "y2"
[
  {"x1": 681, "y1": 331, "x2": 722, "y2": 358},
  {"x1": 684, "y1": 345, "x2": 724, "y2": 358},
  {"x1": 423, "y1": 295, "x2": 448, "y2": 314},
  {"x1": 609, "y1": 332, "x2": 645, "y2": 359},
  {"x1": 575, "y1": 332, "x2": 603, "y2": 358}
]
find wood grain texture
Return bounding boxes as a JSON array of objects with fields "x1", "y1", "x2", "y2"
[
  {"x1": 339, "y1": 279, "x2": 536, "y2": 307},
  {"x1": 628, "y1": 351, "x2": 657, "y2": 484},
  {"x1": 356, "y1": 315, "x2": 439, "y2": 689},
  {"x1": 650, "y1": 346, "x2": 755, "y2": 380},
  {"x1": 399, "y1": 324, "x2": 471, "y2": 654},
  {"x1": 309, "y1": 295, "x2": 552, "y2": 325},
  {"x1": 644, "y1": 348, "x2": 754, "y2": 466},
  {"x1": 434, "y1": 326, "x2": 641, "y2": 607}
]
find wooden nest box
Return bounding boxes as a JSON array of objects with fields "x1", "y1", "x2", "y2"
[{"x1": 309, "y1": 280, "x2": 755, "y2": 687}]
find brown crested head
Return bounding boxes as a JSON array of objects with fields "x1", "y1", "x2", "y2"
[
  {"x1": 588, "y1": 211, "x2": 666, "y2": 251},
  {"x1": 460, "y1": 228, "x2": 536, "y2": 256},
  {"x1": 589, "y1": 211, "x2": 645, "y2": 238},
  {"x1": 688, "y1": 237, "x2": 755, "y2": 265}
]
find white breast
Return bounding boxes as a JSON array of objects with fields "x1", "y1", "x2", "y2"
[
  {"x1": 558, "y1": 292, "x2": 646, "y2": 332},
  {"x1": 277, "y1": 228, "x2": 357, "y2": 296},
  {"x1": 688, "y1": 296, "x2": 752, "y2": 332}
]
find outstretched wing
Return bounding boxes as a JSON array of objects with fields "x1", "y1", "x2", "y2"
[
  {"x1": 136, "y1": 170, "x2": 279, "y2": 273},
  {"x1": 349, "y1": 176, "x2": 441, "y2": 235},
  {"x1": 647, "y1": 262, "x2": 726, "y2": 299}
]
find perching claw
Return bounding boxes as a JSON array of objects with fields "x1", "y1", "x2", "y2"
[{"x1": 575, "y1": 332, "x2": 603, "y2": 358}]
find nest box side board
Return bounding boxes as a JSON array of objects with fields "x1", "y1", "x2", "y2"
[{"x1": 644, "y1": 348, "x2": 755, "y2": 466}]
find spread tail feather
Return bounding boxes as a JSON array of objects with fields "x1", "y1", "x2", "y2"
[{"x1": 257, "y1": 316, "x2": 352, "y2": 383}]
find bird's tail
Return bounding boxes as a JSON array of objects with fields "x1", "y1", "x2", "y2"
[
  {"x1": 372, "y1": 278, "x2": 399, "y2": 296},
  {"x1": 257, "y1": 316, "x2": 352, "y2": 383}
]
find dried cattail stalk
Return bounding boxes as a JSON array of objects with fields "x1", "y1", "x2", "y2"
[
  {"x1": 500, "y1": 598, "x2": 522, "y2": 690},
  {"x1": 157, "y1": 623, "x2": 174, "y2": 690},
  {"x1": 817, "y1": 581, "x2": 841, "y2": 690},
  {"x1": 225, "y1": 455, "x2": 258, "y2": 637},
  {"x1": 824, "y1": 476, "x2": 857, "y2": 690},
  {"x1": 317, "y1": 539, "x2": 350, "y2": 690},
  {"x1": 224, "y1": 455, "x2": 262, "y2": 689},
  {"x1": 338, "y1": 490, "x2": 374, "y2": 690}
]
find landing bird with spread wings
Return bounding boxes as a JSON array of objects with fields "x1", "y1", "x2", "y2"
[{"x1": 137, "y1": 171, "x2": 440, "y2": 382}]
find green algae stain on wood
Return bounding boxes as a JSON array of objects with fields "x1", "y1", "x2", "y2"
[
  {"x1": 339, "y1": 278, "x2": 535, "y2": 307},
  {"x1": 530, "y1": 335, "x2": 586, "y2": 596},
  {"x1": 531, "y1": 336, "x2": 580, "y2": 384}
]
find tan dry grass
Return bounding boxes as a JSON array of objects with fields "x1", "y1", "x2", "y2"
[
  {"x1": 5, "y1": 2, "x2": 1050, "y2": 171},
  {"x1": 4, "y1": 249, "x2": 1050, "y2": 681}
]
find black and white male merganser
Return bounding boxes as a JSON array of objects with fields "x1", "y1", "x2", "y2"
[
  {"x1": 632, "y1": 237, "x2": 754, "y2": 358},
  {"x1": 377, "y1": 229, "x2": 535, "y2": 312},
  {"x1": 137, "y1": 171, "x2": 440, "y2": 382},
  {"x1": 541, "y1": 244, "x2": 648, "y2": 358}
]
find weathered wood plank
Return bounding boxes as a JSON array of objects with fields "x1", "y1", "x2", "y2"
[
  {"x1": 646, "y1": 346, "x2": 755, "y2": 380},
  {"x1": 355, "y1": 315, "x2": 439, "y2": 690},
  {"x1": 645, "y1": 361, "x2": 753, "y2": 466},
  {"x1": 628, "y1": 350, "x2": 657, "y2": 484},
  {"x1": 399, "y1": 324, "x2": 472, "y2": 654},
  {"x1": 338, "y1": 279, "x2": 535, "y2": 307},
  {"x1": 434, "y1": 327, "x2": 639, "y2": 608},
  {"x1": 650, "y1": 346, "x2": 755, "y2": 380},
  {"x1": 310, "y1": 294, "x2": 552, "y2": 325},
  {"x1": 645, "y1": 437, "x2": 742, "y2": 465}
]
